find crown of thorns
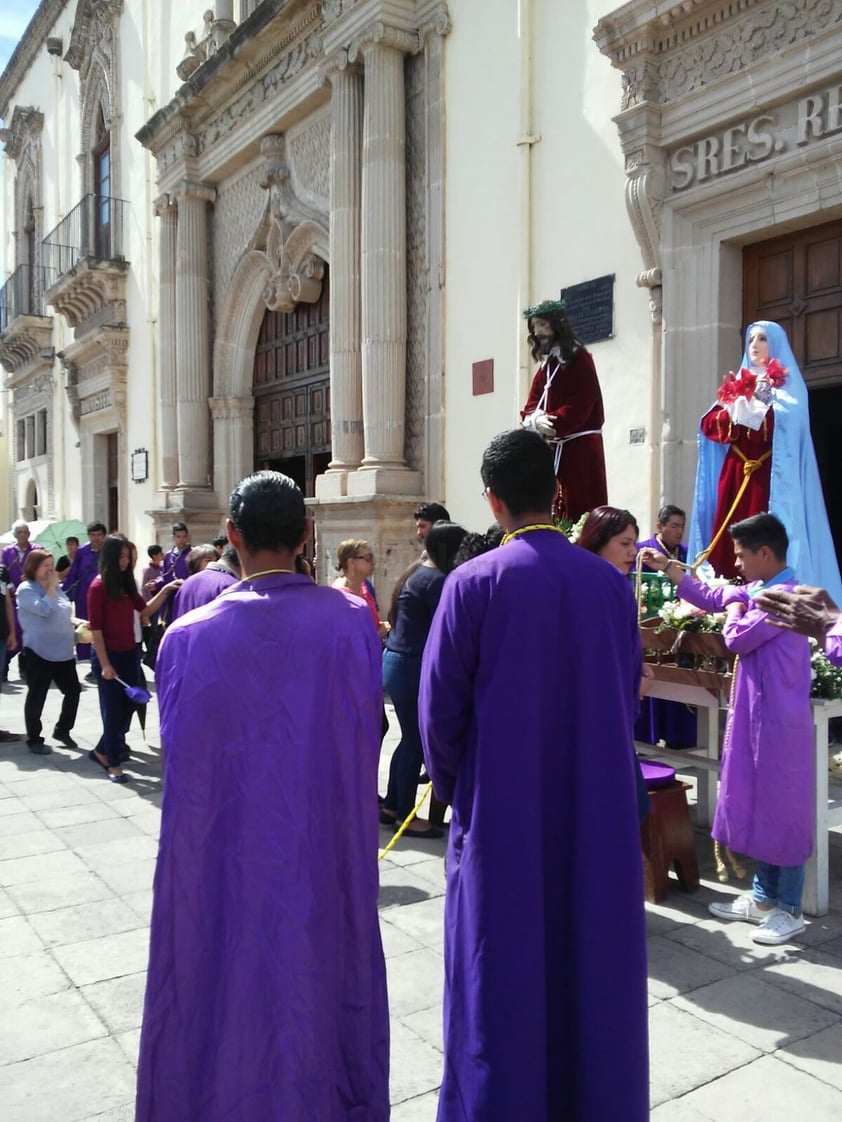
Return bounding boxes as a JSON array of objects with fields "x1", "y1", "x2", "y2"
[{"x1": 523, "y1": 298, "x2": 567, "y2": 320}]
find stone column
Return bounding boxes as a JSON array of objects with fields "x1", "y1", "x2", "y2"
[
  {"x1": 347, "y1": 35, "x2": 421, "y2": 496},
  {"x1": 317, "y1": 62, "x2": 364, "y2": 499},
  {"x1": 210, "y1": 395, "x2": 255, "y2": 503},
  {"x1": 175, "y1": 181, "x2": 216, "y2": 492},
  {"x1": 156, "y1": 196, "x2": 178, "y2": 489}
]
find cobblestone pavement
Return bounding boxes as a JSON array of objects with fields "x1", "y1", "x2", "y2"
[{"x1": 1, "y1": 670, "x2": 841, "y2": 1120}]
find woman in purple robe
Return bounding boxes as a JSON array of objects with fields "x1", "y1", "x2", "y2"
[{"x1": 644, "y1": 512, "x2": 813, "y2": 944}]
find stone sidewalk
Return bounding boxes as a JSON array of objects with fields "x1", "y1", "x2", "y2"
[{"x1": 1, "y1": 671, "x2": 841, "y2": 1119}]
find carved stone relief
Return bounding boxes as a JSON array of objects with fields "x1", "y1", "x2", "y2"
[{"x1": 66, "y1": 0, "x2": 123, "y2": 199}]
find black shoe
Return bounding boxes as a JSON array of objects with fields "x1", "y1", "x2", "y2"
[
  {"x1": 52, "y1": 728, "x2": 79, "y2": 750},
  {"x1": 27, "y1": 739, "x2": 52, "y2": 756},
  {"x1": 84, "y1": 670, "x2": 97, "y2": 684}
]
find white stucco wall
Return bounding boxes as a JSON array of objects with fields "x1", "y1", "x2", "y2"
[{"x1": 443, "y1": 0, "x2": 656, "y2": 535}]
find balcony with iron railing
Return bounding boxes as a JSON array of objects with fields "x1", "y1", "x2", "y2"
[
  {"x1": 41, "y1": 194, "x2": 130, "y2": 331},
  {"x1": 0, "y1": 263, "x2": 39, "y2": 333},
  {"x1": 0, "y1": 263, "x2": 53, "y2": 380}
]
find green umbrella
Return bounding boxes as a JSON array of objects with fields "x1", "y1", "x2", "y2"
[{"x1": 0, "y1": 519, "x2": 88, "y2": 561}]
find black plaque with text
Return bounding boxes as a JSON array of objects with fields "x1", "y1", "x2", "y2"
[{"x1": 561, "y1": 274, "x2": 615, "y2": 345}]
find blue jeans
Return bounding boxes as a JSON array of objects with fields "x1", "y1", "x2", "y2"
[
  {"x1": 753, "y1": 861, "x2": 805, "y2": 916},
  {"x1": 91, "y1": 648, "x2": 139, "y2": 768},
  {"x1": 382, "y1": 649, "x2": 423, "y2": 821}
]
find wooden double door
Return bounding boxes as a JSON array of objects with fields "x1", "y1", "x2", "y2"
[
  {"x1": 743, "y1": 220, "x2": 842, "y2": 567},
  {"x1": 252, "y1": 272, "x2": 331, "y2": 498}
]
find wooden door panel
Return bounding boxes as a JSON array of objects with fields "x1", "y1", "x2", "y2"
[{"x1": 744, "y1": 219, "x2": 842, "y2": 386}]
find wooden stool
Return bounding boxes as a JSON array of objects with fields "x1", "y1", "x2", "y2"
[{"x1": 641, "y1": 781, "x2": 700, "y2": 903}]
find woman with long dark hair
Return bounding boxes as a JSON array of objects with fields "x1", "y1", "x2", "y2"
[
  {"x1": 381, "y1": 521, "x2": 466, "y2": 837},
  {"x1": 88, "y1": 534, "x2": 159, "y2": 782}
]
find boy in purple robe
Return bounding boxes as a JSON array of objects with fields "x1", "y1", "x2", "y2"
[
  {"x1": 61, "y1": 520, "x2": 106, "y2": 665},
  {"x1": 1, "y1": 520, "x2": 44, "y2": 679},
  {"x1": 169, "y1": 543, "x2": 239, "y2": 621},
  {"x1": 643, "y1": 512, "x2": 813, "y2": 944},
  {"x1": 419, "y1": 430, "x2": 648, "y2": 1122},
  {"x1": 136, "y1": 472, "x2": 388, "y2": 1121}
]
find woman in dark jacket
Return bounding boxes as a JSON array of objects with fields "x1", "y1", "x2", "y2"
[{"x1": 380, "y1": 521, "x2": 466, "y2": 837}]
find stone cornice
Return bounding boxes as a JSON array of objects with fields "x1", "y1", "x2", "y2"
[
  {"x1": 136, "y1": 0, "x2": 315, "y2": 153},
  {"x1": 0, "y1": 0, "x2": 69, "y2": 119},
  {"x1": 593, "y1": 0, "x2": 838, "y2": 108},
  {"x1": 0, "y1": 315, "x2": 54, "y2": 382},
  {"x1": 0, "y1": 106, "x2": 44, "y2": 161},
  {"x1": 44, "y1": 260, "x2": 129, "y2": 332}
]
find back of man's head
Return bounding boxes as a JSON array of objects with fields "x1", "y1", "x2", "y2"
[
  {"x1": 481, "y1": 429, "x2": 556, "y2": 516},
  {"x1": 414, "y1": 501, "x2": 450, "y2": 523},
  {"x1": 229, "y1": 471, "x2": 307, "y2": 553},
  {"x1": 729, "y1": 512, "x2": 789, "y2": 560}
]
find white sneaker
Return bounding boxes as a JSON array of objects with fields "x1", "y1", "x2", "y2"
[
  {"x1": 752, "y1": 909, "x2": 807, "y2": 945},
  {"x1": 708, "y1": 895, "x2": 773, "y2": 925}
]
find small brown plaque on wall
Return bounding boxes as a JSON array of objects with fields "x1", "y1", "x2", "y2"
[{"x1": 472, "y1": 359, "x2": 494, "y2": 396}]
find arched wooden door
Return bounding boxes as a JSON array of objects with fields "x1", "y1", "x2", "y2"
[{"x1": 252, "y1": 269, "x2": 330, "y2": 497}]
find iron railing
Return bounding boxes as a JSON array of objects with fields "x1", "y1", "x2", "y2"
[
  {"x1": 0, "y1": 264, "x2": 38, "y2": 333},
  {"x1": 41, "y1": 194, "x2": 127, "y2": 291}
]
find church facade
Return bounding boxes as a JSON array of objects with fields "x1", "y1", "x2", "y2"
[{"x1": 1, "y1": 0, "x2": 839, "y2": 585}]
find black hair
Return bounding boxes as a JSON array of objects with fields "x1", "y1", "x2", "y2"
[
  {"x1": 229, "y1": 471, "x2": 307, "y2": 553},
  {"x1": 99, "y1": 534, "x2": 139, "y2": 601},
  {"x1": 219, "y1": 544, "x2": 240, "y2": 570},
  {"x1": 171, "y1": 521, "x2": 188, "y2": 535},
  {"x1": 657, "y1": 504, "x2": 685, "y2": 525},
  {"x1": 212, "y1": 534, "x2": 228, "y2": 550},
  {"x1": 452, "y1": 524, "x2": 505, "y2": 568},
  {"x1": 729, "y1": 512, "x2": 789, "y2": 561},
  {"x1": 65, "y1": 536, "x2": 79, "y2": 547},
  {"x1": 414, "y1": 502, "x2": 450, "y2": 523},
  {"x1": 480, "y1": 429, "x2": 556, "y2": 517},
  {"x1": 425, "y1": 521, "x2": 468, "y2": 575},
  {"x1": 147, "y1": 544, "x2": 163, "y2": 559},
  {"x1": 86, "y1": 521, "x2": 107, "y2": 534}
]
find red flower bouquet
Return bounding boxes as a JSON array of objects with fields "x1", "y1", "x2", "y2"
[
  {"x1": 765, "y1": 357, "x2": 788, "y2": 388},
  {"x1": 716, "y1": 368, "x2": 757, "y2": 405}
]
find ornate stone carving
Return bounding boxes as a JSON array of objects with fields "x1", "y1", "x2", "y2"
[
  {"x1": 288, "y1": 115, "x2": 331, "y2": 202},
  {"x1": 65, "y1": 0, "x2": 123, "y2": 72},
  {"x1": 418, "y1": 3, "x2": 452, "y2": 44},
  {"x1": 597, "y1": 0, "x2": 842, "y2": 108},
  {"x1": 0, "y1": 317, "x2": 54, "y2": 382},
  {"x1": 625, "y1": 150, "x2": 666, "y2": 323},
  {"x1": 348, "y1": 22, "x2": 420, "y2": 62},
  {"x1": 62, "y1": 355, "x2": 81, "y2": 423},
  {"x1": 255, "y1": 134, "x2": 328, "y2": 312},
  {"x1": 45, "y1": 261, "x2": 129, "y2": 331},
  {"x1": 1, "y1": 106, "x2": 44, "y2": 161}
]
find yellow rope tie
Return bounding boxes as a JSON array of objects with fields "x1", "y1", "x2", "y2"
[
  {"x1": 377, "y1": 782, "x2": 434, "y2": 862},
  {"x1": 692, "y1": 447, "x2": 772, "y2": 572}
]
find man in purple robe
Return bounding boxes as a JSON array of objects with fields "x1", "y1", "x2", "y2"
[
  {"x1": 419, "y1": 429, "x2": 648, "y2": 1122},
  {"x1": 61, "y1": 520, "x2": 106, "y2": 668},
  {"x1": 169, "y1": 543, "x2": 239, "y2": 621},
  {"x1": 643, "y1": 512, "x2": 813, "y2": 944},
  {"x1": 136, "y1": 471, "x2": 388, "y2": 1121},
  {"x1": 636, "y1": 503, "x2": 687, "y2": 570}
]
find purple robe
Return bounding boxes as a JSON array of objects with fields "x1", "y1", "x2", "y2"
[
  {"x1": 636, "y1": 534, "x2": 687, "y2": 571},
  {"x1": 677, "y1": 575, "x2": 813, "y2": 865},
  {"x1": 419, "y1": 530, "x2": 648, "y2": 1122},
  {"x1": 61, "y1": 542, "x2": 101, "y2": 658},
  {"x1": 136, "y1": 573, "x2": 389, "y2": 1121},
  {"x1": 1, "y1": 541, "x2": 43, "y2": 655},
  {"x1": 169, "y1": 564, "x2": 238, "y2": 621},
  {"x1": 826, "y1": 617, "x2": 842, "y2": 667}
]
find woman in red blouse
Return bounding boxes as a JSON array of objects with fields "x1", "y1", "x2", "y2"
[{"x1": 87, "y1": 535, "x2": 158, "y2": 782}]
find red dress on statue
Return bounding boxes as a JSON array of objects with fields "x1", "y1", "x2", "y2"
[
  {"x1": 699, "y1": 405, "x2": 774, "y2": 578},
  {"x1": 520, "y1": 348, "x2": 607, "y2": 521}
]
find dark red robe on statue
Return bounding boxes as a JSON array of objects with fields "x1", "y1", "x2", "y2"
[
  {"x1": 699, "y1": 405, "x2": 774, "y2": 578},
  {"x1": 521, "y1": 348, "x2": 607, "y2": 520}
]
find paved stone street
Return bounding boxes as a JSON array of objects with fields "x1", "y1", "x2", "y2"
[{"x1": 1, "y1": 670, "x2": 841, "y2": 1120}]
